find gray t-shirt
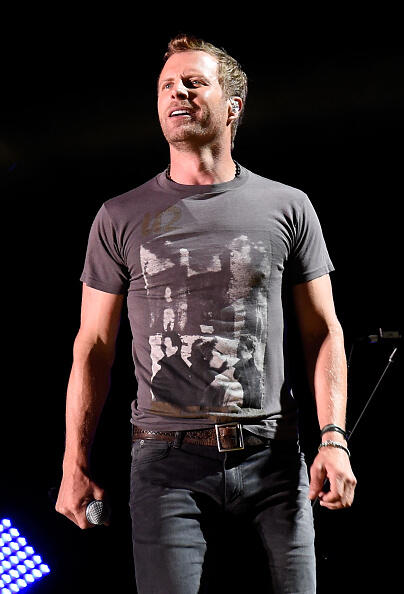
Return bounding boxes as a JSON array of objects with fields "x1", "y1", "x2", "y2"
[{"x1": 80, "y1": 165, "x2": 334, "y2": 439}]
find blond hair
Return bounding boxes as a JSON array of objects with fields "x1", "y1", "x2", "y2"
[{"x1": 162, "y1": 34, "x2": 248, "y2": 149}]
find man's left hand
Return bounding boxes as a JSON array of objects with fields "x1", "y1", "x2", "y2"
[{"x1": 308, "y1": 446, "x2": 357, "y2": 509}]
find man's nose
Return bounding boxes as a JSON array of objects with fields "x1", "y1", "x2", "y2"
[{"x1": 171, "y1": 79, "x2": 189, "y2": 99}]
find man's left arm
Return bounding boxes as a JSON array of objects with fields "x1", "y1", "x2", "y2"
[{"x1": 293, "y1": 274, "x2": 357, "y2": 509}]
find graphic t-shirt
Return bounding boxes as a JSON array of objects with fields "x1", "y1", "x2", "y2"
[{"x1": 80, "y1": 165, "x2": 334, "y2": 439}]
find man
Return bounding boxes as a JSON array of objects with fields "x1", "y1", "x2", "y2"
[{"x1": 56, "y1": 34, "x2": 357, "y2": 593}]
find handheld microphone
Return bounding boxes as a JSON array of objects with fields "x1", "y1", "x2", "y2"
[{"x1": 85, "y1": 500, "x2": 110, "y2": 525}]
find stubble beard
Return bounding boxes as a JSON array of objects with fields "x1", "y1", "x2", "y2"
[
  {"x1": 161, "y1": 106, "x2": 227, "y2": 150},
  {"x1": 163, "y1": 119, "x2": 207, "y2": 147}
]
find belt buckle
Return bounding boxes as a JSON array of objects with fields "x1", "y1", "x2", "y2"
[{"x1": 214, "y1": 422, "x2": 244, "y2": 452}]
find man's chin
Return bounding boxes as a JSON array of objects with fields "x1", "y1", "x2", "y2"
[{"x1": 164, "y1": 127, "x2": 208, "y2": 146}]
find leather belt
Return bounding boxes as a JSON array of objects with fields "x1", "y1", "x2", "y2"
[{"x1": 132, "y1": 422, "x2": 266, "y2": 452}]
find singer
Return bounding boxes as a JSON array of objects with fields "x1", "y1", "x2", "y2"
[{"x1": 56, "y1": 34, "x2": 357, "y2": 593}]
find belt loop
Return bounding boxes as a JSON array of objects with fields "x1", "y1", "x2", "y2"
[{"x1": 173, "y1": 431, "x2": 185, "y2": 449}]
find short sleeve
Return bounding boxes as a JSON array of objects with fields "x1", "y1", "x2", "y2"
[
  {"x1": 80, "y1": 204, "x2": 129, "y2": 294},
  {"x1": 287, "y1": 195, "x2": 335, "y2": 285}
]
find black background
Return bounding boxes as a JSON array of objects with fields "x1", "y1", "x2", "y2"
[{"x1": 2, "y1": 7, "x2": 403, "y2": 593}]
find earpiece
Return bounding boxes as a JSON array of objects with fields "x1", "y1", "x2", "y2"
[{"x1": 230, "y1": 99, "x2": 240, "y2": 114}]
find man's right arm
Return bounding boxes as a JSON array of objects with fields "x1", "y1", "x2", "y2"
[{"x1": 55, "y1": 283, "x2": 124, "y2": 528}]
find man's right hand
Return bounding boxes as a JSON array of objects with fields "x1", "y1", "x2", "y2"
[{"x1": 55, "y1": 465, "x2": 107, "y2": 529}]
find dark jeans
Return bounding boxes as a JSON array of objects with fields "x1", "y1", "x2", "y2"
[{"x1": 129, "y1": 436, "x2": 316, "y2": 594}]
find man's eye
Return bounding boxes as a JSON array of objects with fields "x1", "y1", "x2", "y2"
[{"x1": 182, "y1": 79, "x2": 204, "y2": 88}]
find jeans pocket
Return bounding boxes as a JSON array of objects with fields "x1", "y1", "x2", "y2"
[{"x1": 131, "y1": 439, "x2": 171, "y2": 468}]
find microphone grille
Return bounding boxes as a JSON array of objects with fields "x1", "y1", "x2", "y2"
[{"x1": 86, "y1": 500, "x2": 109, "y2": 525}]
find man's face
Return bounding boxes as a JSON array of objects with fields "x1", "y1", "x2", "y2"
[{"x1": 157, "y1": 50, "x2": 230, "y2": 147}]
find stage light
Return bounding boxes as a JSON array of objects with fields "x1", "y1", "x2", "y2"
[{"x1": 0, "y1": 518, "x2": 51, "y2": 592}]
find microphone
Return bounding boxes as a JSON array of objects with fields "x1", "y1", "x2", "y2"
[{"x1": 85, "y1": 500, "x2": 110, "y2": 525}]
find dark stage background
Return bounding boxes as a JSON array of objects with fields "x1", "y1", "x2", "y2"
[{"x1": 2, "y1": 9, "x2": 402, "y2": 593}]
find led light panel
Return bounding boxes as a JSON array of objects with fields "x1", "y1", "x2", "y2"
[{"x1": 0, "y1": 518, "x2": 50, "y2": 592}]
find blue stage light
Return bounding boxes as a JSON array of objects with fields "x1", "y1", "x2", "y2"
[{"x1": 0, "y1": 518, "x2": 51, "y2": 591}]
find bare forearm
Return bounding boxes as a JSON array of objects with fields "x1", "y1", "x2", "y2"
[
  {"x1": 304, "y1": 322, "x2": 347, "y2": 436},
  {"x1": 56, "y1": 285, "x2": 123, "y2": 528},
  {"x1": 63, "y1": 336, "x2": 114, "y2": 470},
  {"x1": 293, "y1": 278, "x2": 356, "y2": 507},
  {"x1": 306, "y1": 324, "x2": 357, "y2": 507}
]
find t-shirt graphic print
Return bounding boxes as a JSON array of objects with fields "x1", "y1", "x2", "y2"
[{"x1": 141, "y1": 228, "x2": 270, "y2": 415}]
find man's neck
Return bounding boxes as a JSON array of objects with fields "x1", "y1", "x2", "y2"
[{"x1": 167, "y1": 146, "x2": 237, "y2": 185}]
